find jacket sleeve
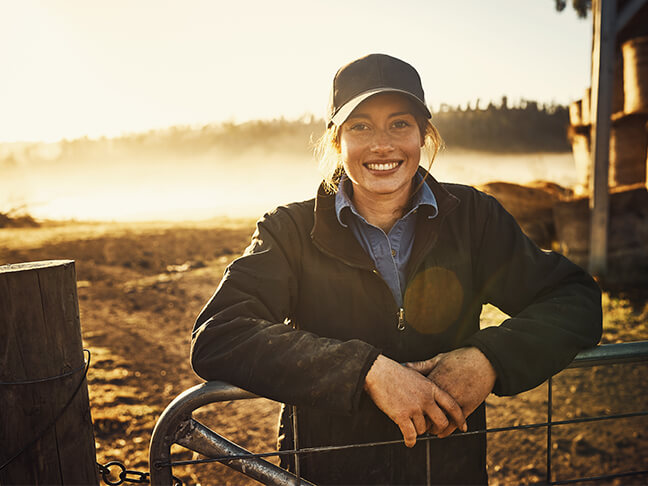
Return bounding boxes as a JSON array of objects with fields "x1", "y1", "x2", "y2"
[
  {"x1": 462, "y1": 192, "x2": 602, "y2": 396},
  {"x1": 190, "y1": 206, "x2": 381, "y2": 414}
]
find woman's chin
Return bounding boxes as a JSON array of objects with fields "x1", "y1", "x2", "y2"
[{"x1": 356, "y1": 180, "x2": 413, "y2": 199}]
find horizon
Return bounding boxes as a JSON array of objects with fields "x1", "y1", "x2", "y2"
[{"x1": 0, "y1": 97, "x2": 569, "y2": 146}]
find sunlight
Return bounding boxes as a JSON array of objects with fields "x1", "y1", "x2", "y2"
[
  {"x1": 1, "y1": 149, "x2": 575, "y2": 222},
  {"x1": 0, "y1": 1, "x2": 591, "y2": 143}
]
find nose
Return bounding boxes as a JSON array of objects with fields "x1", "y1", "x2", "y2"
[{"x1": 370, "y1": 129, "x2": 394, "y2": 152}]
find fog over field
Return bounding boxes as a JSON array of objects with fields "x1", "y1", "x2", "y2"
[{"x1": 1, "y1": 145, "x2": 577, "y2": 222}]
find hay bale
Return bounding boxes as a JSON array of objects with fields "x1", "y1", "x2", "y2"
[
  {"x1": 570, "y1": 100, "x2": 583, "y2": 126},
  {"x1": 609, "y1": 114, "x2": 648, "y2": 186},
  {"x1": 568, "y1": 126, "x2": 591, "y2": 194},
  {"x1": 613, "y1": 57, "x2": 625, "y2": 115},
  {"x1": 478, "y1": 181, "x2": 572, "y2": 249},
  {"x1": 553, "y1": 184, "x2": 648, "y2": 285},
  {"x1": 622, "y1": 36, "x2": 648, "y2": 115}
]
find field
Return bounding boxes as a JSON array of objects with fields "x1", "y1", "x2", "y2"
[{"x1": 1, "y1": 219, "x2": 647, "y2": 485}]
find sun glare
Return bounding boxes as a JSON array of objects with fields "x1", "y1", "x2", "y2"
[
  {"x1": 0, "y1": 1, "x2": 590, "y2": 221},
  {"x1": 0, "y1": 1, "x2": 590, "y2": 143}
]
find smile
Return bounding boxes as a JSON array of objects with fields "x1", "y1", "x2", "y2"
[{"x1": 365, "y1": 161, "x2": 401, "y2": 171}]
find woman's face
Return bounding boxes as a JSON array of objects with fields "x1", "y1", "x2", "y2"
[{"x1": 339, "y1": 93, "x2": 423, "y2": 201}]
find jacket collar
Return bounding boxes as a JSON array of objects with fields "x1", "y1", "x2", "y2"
[
  {"x1": 335, "y1": 172, "x2": 439, "y2": 228},
  {"x1": 311, "y1": 167, "x2": 460, "y2": 269}
]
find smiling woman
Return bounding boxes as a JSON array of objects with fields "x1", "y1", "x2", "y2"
[
  {"x1": 339, "y1": 94, "x2": 425, "y2": 231},
  {"x1": 316, "y1": 90, "x2": 443, "y2": 199},
  {"x1": 190, "y1": 53, "x2": 602, "y2": 485}
]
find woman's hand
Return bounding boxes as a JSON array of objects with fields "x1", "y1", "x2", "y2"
[
  {"x1": 405, "y1": 347, "x2": 497, "y2": 436},
  {"x1": 364, "y1": 354, "x2": 467, "y2": 447}
]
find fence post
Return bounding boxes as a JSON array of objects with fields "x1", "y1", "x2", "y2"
[{"x1": 0, "y1": 260, "x2": 98, "y2": 485}]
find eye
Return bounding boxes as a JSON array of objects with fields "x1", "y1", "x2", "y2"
[
  {"x1": 392, "y1": 119, "x2": 411, "y2": 129},
  {"x1": 349, "y1": 122, "x2": 370, "y2": 131}
]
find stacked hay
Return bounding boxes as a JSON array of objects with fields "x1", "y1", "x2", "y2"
[
  {"x1": 567, "y1": 123, "x2": 590, "y2": 195},
  {"x1": 568, "y1": 35, "x2": 648, "y2": 193},
  {"x1": 622, "y1": 36, "x2": 648, "y2": 115},
  {"x1": 614, "y1": 36, "x2": 648, "y2": 188},
  {"x1": 609, "y1": 113, "x2": 648, "y2": 186},
  {"x1": 558, "y1": 32, "x2": 648, "y2": 284},
  {"x1": 553, "y1": 184, "x2": 648, "y2": 286}
]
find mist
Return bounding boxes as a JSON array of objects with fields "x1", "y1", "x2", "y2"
[{"x1": 1, "y1": 144, "x2": 576, "y2": 222}]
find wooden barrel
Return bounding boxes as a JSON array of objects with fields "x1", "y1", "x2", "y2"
[
  {"x1": 609, "y1": 114, "x2": 648, "y2": 186},
  {"x1": 622, "y1": 36, "x2": 648, "y2": 115},
  {"x1": 553, "y1": 185, "x2": 648, "y2": 286}
]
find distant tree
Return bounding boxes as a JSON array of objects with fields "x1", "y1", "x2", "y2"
[
  {"x1": 431, "y1": 99, "x2": 570, "y2": 152},
  {"x1": 554, "y1": 0, "x2": 591, "y2": 18}
]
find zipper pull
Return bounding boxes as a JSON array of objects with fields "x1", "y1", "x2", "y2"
[{"x1": 397, "y1": 307, "x2": 406, "y2": 331}]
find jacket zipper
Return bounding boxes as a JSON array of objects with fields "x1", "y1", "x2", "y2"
[
  {"x1": 316, "y1": 244, "x2": 408, "y2": 332},
  {"x1": 372, "y1": 269, "x2": 407, "y2": 332},
  {"x1": 397, "y1": 307, "x2": 406, "y2": 331}
]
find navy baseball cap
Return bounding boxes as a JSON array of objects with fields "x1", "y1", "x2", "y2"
[{"x1": 327, "y1": 53, "x2": 431, "y2": 127}]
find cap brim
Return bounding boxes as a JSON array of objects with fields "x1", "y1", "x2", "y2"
[{"x1": 329, "y1": 88, "x2": 431, "y2": 127}]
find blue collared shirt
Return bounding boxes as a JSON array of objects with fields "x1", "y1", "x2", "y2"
[{"x1": 335, "y1": 173, "x2": 438, "y2": 307}]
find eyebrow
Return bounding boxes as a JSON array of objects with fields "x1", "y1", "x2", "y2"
[{"x1": 347, "y1": 111, "x2": 413, "y2": 120}]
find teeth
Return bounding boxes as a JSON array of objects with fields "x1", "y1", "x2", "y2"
[{"x1": 366, "y1": 162, "x2": 399, "y2": 171}]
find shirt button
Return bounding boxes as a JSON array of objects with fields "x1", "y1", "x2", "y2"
[{"x1": 391, "y1": 249, "x2": 396, "y2": 257}]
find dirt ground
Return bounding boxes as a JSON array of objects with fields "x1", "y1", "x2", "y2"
[{"x1": 1, "y1": 219, "x2": 647, "y2": 485}]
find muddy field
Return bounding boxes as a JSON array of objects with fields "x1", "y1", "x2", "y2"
[{"x1": 1, "y1": 219, "x2": 647, "y2": 485}]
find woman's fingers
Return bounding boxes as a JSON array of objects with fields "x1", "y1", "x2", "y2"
[
  {"x1": 411, "y1": 412, "x2": 428, "y2": 437},
  {"x1": 364, "y1": 354, "x2": 467, "y2": 448},
  {"x1": 403, "y1": 353, "x2": 444, "y2": 375},
  {"x1": 398, "y1": 419, "x2": 419, "y2": 448},
  {"x1": 423, "y1": 402, "x2": 449, "y2": 435},
  {"x1": 427, "y1": 347, "x2": 497, "y2": 421},
  {"x1": 434, "y1": 386, "x2": 468, "y2": 433},
  {"x1": 437, "y1": 422, "x2": 460, "y2": 439}
]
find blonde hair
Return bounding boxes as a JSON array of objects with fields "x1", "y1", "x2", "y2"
[{"x1": 314, "y1": 115, "x2": 444, "y2": 194}]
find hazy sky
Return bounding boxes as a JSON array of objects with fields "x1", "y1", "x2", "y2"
[{"x1": 1, "y1": 0, "x2": 592, "y2": 143}]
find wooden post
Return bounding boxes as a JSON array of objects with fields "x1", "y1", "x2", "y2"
[
  {"x1": 0, "y1": 260, "x2": 98, "y2": 485},
  {"x1": 589, "y1": 0, "x2": 616, "y2": 276}
]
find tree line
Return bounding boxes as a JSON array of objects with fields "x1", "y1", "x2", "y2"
[
  {"x1": 106, "y1": 98, "x2": 570, "y2": 156},
  {"x1": 130, "y1": 98, "x2": 571, "y2": 155},
  {"x1": 433, "y1": 97, "x2": 570, "y2": 153},
  {"x1": 2, "y1": 98, "x2": 571, "y2": 169}
]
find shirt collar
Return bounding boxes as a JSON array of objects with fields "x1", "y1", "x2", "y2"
[{"x1": 334, "y1": 171, "x2": 439, "y2": 228}]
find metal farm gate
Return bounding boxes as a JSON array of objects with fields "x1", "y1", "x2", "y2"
[{"x1": 148, "y1": 340, "x2": 648, "y2": 485}]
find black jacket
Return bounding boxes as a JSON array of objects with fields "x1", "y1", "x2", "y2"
[{"x1": 191, "y1": 172, "x2": 602, "y2": 485}]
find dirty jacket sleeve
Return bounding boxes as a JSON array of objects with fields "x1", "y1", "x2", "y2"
[
  {"x1": 190, "y1": 206, "x2": 381, "y2": 414},
  {"x1": 462, "y1": 192, "x2": 602, "y2": 396}
]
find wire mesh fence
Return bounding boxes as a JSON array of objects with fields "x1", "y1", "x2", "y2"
[{"x1": 149, "y1": 341, "x2": 648, "y2": 485}]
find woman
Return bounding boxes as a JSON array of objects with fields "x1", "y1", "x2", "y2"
[{"x1": 191, "y1": 53, "x2": 602, "y2": 485}]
